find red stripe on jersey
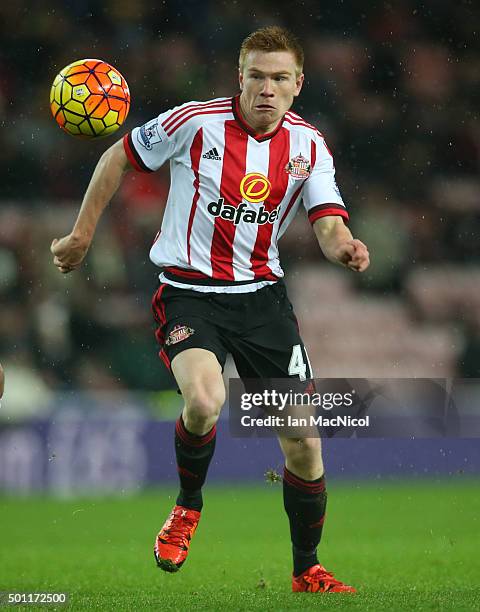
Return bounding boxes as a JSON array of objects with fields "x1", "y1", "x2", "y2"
[
  {"x1": 164, "y1": 266, "x2": 211, "y2": 279},
  {"x1": 278, "y1": 183, "x2": 303, "y2": 229},
  {"x1": 210, "y1": 121, "x2": 248, "y2": 280},
  {"x1": 285, "y1": 109, "x2": 317, "y2": 124},
  {"x1": 187, "y1": 128, "x2": 203, "y2": 265},
  {"x1": 311, "y1": 138, "x2": 317, "y2": 168},
  {"x1": 284, "y1": 116, "x2": 322, "y2": 137},
  {"x1": 162, "y1": 99, "x2": 230, "y2": 131},
  {"x1": 285, "y1": 112, "x2": 319, "y2": 125},
  {"x1": 285, "y1": 111, "x2": 322, "y2": 132},
  {"x1": 285, "y1": 110, "x2": 306, "y2": 120},
  {"x1": 250, "y1": 127, "x2": 290, "y2": 279},
  {"x1": 166, "y1": 107, "x2": 232, "y2": 137},
  {"x1": 123, "y1": 133, "x2": 151, "y2": 172},
  {"x1": 308, "y1": 204, "x2": 349, "y2": 224}
]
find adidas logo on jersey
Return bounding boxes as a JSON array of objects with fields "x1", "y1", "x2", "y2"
[{"x1": 202, "y1": 147, "x2": 222, "y2": 161}]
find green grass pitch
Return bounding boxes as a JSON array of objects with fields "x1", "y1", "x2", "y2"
[{"x1": 1, "y1": 480, "x2": 479, "y2": 610}]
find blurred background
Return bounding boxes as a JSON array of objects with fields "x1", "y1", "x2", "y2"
[{"x1": 0, "y1": 0, "x2": 479, "y2": 494}]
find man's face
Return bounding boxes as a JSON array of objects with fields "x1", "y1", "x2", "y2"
[{"x1": 239, "y1": 50, "x2": 304, "y2": 133}]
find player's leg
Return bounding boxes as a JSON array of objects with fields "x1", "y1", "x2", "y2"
[
  {"x1": 171, "y1": 347, "x2": 225, "y2": 511},
  {"x1": 151, "y1": 284, "x2": 228, "y2": 572},
  {"x1": 277, "y1": 435, "x2": 327, "y2": 575},
  {"x1": 229, "y1": 281, "x2": 354, "y2": 592},
  {"x1": 172, "y1": 347, "x2": 225, "y2": 435},
  {"x1": 153, "y1": 348, "x2": 226, "y2": 573}
]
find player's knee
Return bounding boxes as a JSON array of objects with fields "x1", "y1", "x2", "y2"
[
  {"x1": 184, "y1": 386, "x2": 225, "y2": 427},
  {"x1": 284, "y1": 437, "x2": 322, "y2": 465},
  {"x1": 285, "y1": 438, "x2": 324, "y2": 480}
]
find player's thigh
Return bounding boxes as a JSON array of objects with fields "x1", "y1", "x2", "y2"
[
  {"x1": 152, "y1": 283, "x2": 228, "y2": 414},
  {"x1": 172, "y1": 348, "x2": 226, "y2": 416},
  {"x1": 230, "y1": 282, "x2": 313, "y2": 382}
]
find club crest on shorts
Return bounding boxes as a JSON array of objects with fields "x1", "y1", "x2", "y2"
[
  {"x1": 285, "y1": 154, "x2": 311, "y2": 179},
  {"x1": 165, "y1": 324, "x2": 195, "y2": 346}
]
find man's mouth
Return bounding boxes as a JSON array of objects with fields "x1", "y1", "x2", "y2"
[{"x1": 255, "y1": 104, "x2": 275, "y2": 110}]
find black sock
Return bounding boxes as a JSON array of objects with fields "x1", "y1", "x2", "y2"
[
  {"x1": 283, "y1": 466, "x2": 327, "y2": 577},
  {"x1": 174, "y1": 415, "x2": 216, "y2": 512}
]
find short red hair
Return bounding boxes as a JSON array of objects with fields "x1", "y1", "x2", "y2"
[{"x1": 239, "y1": 26, "x2": 304, "y2": 76}]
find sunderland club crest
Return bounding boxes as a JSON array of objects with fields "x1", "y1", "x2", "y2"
[
  {"x1": 165, "y1": 324, "x2": 195, "y2": 346},
  {"x1": 285, "y1": 154, "x2": 312, "y2": 179}
]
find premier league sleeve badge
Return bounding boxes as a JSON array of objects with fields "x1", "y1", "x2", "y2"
[{"x1": 137, "y1": 120, "x2": 163, "y2": 150}]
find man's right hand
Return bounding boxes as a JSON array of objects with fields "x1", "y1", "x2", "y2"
[{"x1": 51, "y1": 233, "x2": 90, "y2": 274}]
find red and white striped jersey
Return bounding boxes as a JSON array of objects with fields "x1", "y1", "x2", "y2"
[{"x1": 123, "y1": 95, "x2": 348, "y2": 293}]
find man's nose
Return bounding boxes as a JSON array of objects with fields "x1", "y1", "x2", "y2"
[{"x1": 260, "y1": 78, "x2": 274, "y2": 96}]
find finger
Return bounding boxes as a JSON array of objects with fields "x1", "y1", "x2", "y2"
[
  {"x1": 350, "y1": 257, "x2": 369, "y2": 272},
  {"x1": 360, "y1": 257, "x2": 370, "y2": 271},
  {"x1": 352, "y1": 250, "x2": 368, "y2": 264},
  {"x1": 351, "y1": 242, "x2": 368, "y2": 261},
  {"x1": 347, "y1": 255, "x2": 365, "y2": 270},
  {"x1": 350, "y1": 239, "x2": 366, "y2": 250},
  {"x1": 50, "y1": 238, "x2": 59, "y2": 254},
  {"x1": 341, "y1": 244, "x2": 356, "y2": 259}
]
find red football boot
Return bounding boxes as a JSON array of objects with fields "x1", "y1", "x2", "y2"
[
  {"x1": 154, "y1": 505, "x2": 201, "y2": 572},
  {"x1": 292, "y1": 564, "x2": 356, "y2": 593}
]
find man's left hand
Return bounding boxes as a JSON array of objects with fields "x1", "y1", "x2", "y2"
[{"x1": 336, "y1": 239, "x2": 370, "y2": 272}]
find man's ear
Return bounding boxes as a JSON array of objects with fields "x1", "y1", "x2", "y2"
[
  {"x1": 239, "y1": 69, "x2": 244, "y2": 91},
  {"x1": 294, "y1": 73, "x2": 304, "y2": 97}
]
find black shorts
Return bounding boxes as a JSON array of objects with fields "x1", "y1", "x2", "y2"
[{"x1": 151, "y1": 280, "x2": 313, "y2": 383}]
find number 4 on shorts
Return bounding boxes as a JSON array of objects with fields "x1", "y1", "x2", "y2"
[{"x1": 288, "y1": 344, "x2": 312, "y2": 381}]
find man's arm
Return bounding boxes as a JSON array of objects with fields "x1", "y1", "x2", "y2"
[
  {"x1": 313, "y1": 216, "x2": 370, "y2": 272},
  {"x1": 51, "y1": 139, "x2": 132, "y2": 274}
]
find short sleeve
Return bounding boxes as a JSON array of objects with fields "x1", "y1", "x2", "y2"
[
  {"x1": 123, "y1": 110, "x2": 177, "y2": 172},
  {"x1": 302, "y1": 137, "x2": 349, "y2": 225}
]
